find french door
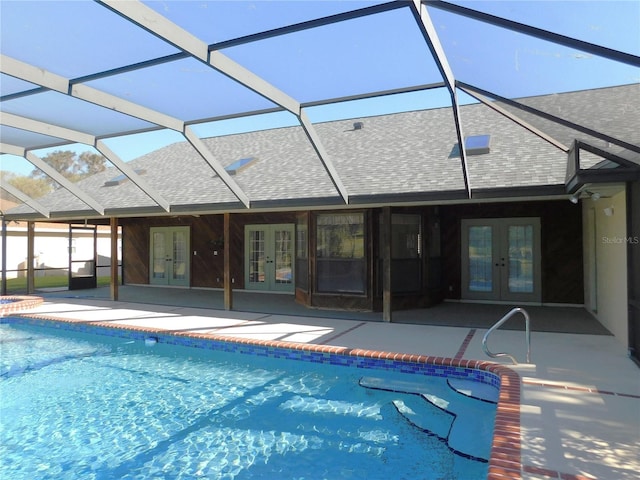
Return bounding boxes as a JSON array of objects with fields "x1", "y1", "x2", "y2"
[
  {"x1": 149, "y1": 226, "x2": 190, "y2": 286},
  {"x1": 461, "y1": 218, "x2": 541, "y2": 303},
  {"x1": 245, "y1": 224, "x2": 294, "y2": 292}
]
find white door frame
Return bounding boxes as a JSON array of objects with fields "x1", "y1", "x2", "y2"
[
  {"x1": 461, "y1": 217, "x2": 541, "y2": 303},
  {"x1": 244, "y1": 224, "x2": 295, "y2": 293},
  {"x1": 149, "y1": 226, "x2": 190, "y2": 287}
]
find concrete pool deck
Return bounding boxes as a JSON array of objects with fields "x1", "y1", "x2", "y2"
[{"x1": 3, "y1": 294, "x2": 639, "y2": 480}]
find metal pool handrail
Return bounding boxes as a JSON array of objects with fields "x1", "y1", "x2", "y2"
[{"x1": 482, "y1": 307, "x2": 531, "y2": 365}]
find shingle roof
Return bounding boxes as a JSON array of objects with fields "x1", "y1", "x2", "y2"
[{"x1": 6, "y1": 84, "x2": 637, "y2": 219}]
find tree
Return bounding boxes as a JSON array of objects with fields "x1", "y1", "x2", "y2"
[
  {"x1": 1, "y1": 150, "x2": 107, "y2": 200},
  {"x1": 5, "y1": 174, "x2": 51, "y2": 199},
  {"x1": 30, "y1": 150, "x2": 107, "y2": 187}
]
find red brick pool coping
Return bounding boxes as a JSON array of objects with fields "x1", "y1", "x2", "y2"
[
  {"x1": 9, "y1": 311, "x2": 523, "y2": 479},
  {"x1": 0, "y1": 295, "x2": 44, "y2": 316}
]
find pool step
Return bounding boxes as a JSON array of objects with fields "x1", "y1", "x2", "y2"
[
  {"x1": 359, "y1": 376, "x2": 496, "y2": 462},
  {"x1": 447, "y1": 378, "x2": 499, "y2": 403},
  {"x1": 392, "y1": 397, "x2": 453, "y2": 440}
]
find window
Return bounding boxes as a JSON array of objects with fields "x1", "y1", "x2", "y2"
[
  {"x1": 390, "y1": 214, "x2": 421, "y2": 259},
  {"x1": 379, "y1": 213, "x2": 422, "y2": 293},
  {"x1": 316, "y1": 213, "x2": 365, "y2": 293}
]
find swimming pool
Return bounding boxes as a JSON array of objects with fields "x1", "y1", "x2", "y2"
[
  {"x1": 0, "y1": 296, "x2": 43, "y2": 317},
  {"x1": 0, "y1": 317, "x2": 508, "y2": 479}
]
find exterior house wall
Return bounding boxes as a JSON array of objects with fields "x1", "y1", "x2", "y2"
[
  {"x1": 121, "y1": 212, "x2": 296, "y2": 289},
  {"x1": 121, "y1": 201, "x2": 584, "y2": 312},
  {"x1": 440, "y1": 200, "x2": 584, "y2": 304},
  {"x1": 583, "y1": 189, "x2": 629, "y2": 346}
]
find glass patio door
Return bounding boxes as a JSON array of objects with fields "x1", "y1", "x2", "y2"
[
  {"x1": 245, "y1": 224, "x2": 294, "y2": 292},
  {"x1": 149, "y1": 226, "x2": 189, "y2": 287},
  {"x1": 461, "y1": 218, "x2": 541, "y2": 303}
]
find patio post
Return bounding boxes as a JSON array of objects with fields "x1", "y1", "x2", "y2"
[
  {"x1": 27, "y1": 221, "x2": 35, "y2": 294},
  {"x1": 382, "y1": 206, "x2": 392, "y2": 322},
  {"x1": 110, "y1": 217, "x2": 119, "y2": 301},
  {"x1": 224, "y1": 212, "x2": 232, "y2": 310},
  {"x1": 1, "y1": 215, "x2": 6, "y2": 295}
]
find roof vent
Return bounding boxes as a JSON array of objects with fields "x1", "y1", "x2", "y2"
[{"x1": 353, "y1": 121, "x2": 364, "y2": 130}]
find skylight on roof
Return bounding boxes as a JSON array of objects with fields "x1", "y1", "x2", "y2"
[
  {"x1": 225, "y1": 157, "x2": 256, "y2": 175},
  {"x1": 104, "y1": 169, "x2": 146, "y2": 187},
  {"x1": 465, "y1": 135, "x2": 491, "y2": 154},
  {"x1": 449, "y1": 135, "x2": 491, "y2": 158}
]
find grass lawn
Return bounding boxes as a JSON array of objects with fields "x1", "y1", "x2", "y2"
[{"x1": 4, "y1": 275, "x2": 116, "y2": 294}]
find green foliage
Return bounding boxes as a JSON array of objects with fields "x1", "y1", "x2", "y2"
[
  {"x1": 4, "y1": 275, "x2": 116, "y2": 293},
  {"x1": 30, "y1": 150, "x2": 107, "y2": 186},
  {"x1": 1, "y1": 150, "x2": 107, "y2": 200},
  {"x1": 4, "y1": 173, "x2": 52, "y2": 199}
]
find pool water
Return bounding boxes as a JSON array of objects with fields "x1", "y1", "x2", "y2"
[{"x1": 0, "y1": 323, "x2": 493, "y2": 479}]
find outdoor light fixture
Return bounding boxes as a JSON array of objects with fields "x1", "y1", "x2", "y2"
[
  {"x1": 587, "y1": 190, "x2": 601, "y2": 201},
  {"x1": 570, "y1": 190, "x2": 602, "y2": 203}
]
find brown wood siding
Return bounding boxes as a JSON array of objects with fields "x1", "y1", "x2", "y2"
[
  {"x1": 440, "y1": 200, "x2": 584, "y2": 304},
  {"x1": 191, "y1": 216, "x2": 224, "y2": 288},
  {"x1": 121, "y1": 220, "x2": 149, "y2": 284},
  {"x1": 121, "y1": 212, "x2": 296, "y2": 289}
]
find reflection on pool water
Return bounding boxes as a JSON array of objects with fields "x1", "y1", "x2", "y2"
[{"x1": 0, "y1": 321, "x2": 496, "y2": 480}]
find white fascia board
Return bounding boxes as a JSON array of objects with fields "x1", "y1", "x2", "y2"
[
  {"x1": 95, "y1": 140, "x2": 172, "y2": 212},
  {"x1": 0, "y1": 180, "x2": 51, "y2": 218},
  {"x1": 25, "y1": 151, "x2": 105, "y2": 215},
  {"x1": 209, "y1": 52, "x2": 300, "y2": 114},
  {"x1": 412, "y1": 1, "x2": 470, "y2": 196},
  {"x1": 0, "y1": 55, "x2": 69, "y2": 94},
  {"x1": 0, "y1": 54, "x2": 184, "y2": 132},
  {"x1": 182, "y1": 126, "x2": 251, "y2": 208},
  {"x1": 298, "y1": 110, "x2": 349, "y2": 204},
  {"x1": 0, "y1": 142, "x2": 26, "y2": 156},
  {"x1": 449, "y1": 92, "x2": 471, "y2": 196},
  {"x1": 100, "y1": 1, "x2": 301, "y2": 122},
  {"x1": 72, "y1": 84, "x2": 184, "y2": 132},
  {"x1": 1, "y1": 112, "x2": 95, "y2": 145},
  {"x1": 98, "y1": 0, "x2": 209, "y2": 62},
  {"x1": 412, "y1": 1, "x2": 455, "y2": 91}
]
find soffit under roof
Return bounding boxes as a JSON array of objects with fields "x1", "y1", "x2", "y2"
[{"x1": 1, "y1": 0, "x2": 639, "y2": 220}]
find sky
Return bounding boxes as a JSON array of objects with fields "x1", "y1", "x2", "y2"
[{"x1": 1, "y1": 0, "x2": 638, "y2": 177}]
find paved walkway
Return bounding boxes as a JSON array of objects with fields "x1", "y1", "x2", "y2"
[{"x1": 5, "y1": 296, "x2": 639, "y2": 480}]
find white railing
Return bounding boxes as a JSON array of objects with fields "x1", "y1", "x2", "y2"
[{"x1": 482, "y1": 307, "x2": 531, "y2": 364}]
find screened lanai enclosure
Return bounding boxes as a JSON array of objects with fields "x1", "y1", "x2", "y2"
[{"x1": 1, "y1": 1, "x2": 639, "y2": 362}]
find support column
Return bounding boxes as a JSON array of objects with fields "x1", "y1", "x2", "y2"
[
  {"x1": 382, "y1": 207, "x2": 392, "y2": 322},
  {"x1": 1, "y1": 217, "x2": 7, "y2": 295},
  {"x1": 110, "y1": 217, "x2": 119, "y2": 301},
  {"x1": 223, "y1": 212, "x2": 233, "y2": 310},
  {"x1": 27, "y1": 221, "x2": 35, "y2": 294}
]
